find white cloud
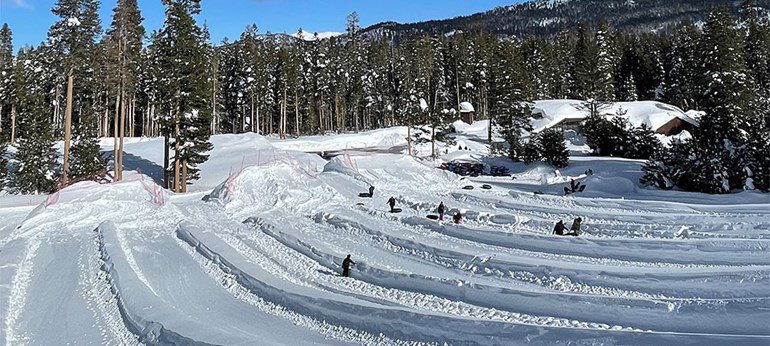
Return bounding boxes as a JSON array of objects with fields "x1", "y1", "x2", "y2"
[{"x1": 2, "y1": 0, "x2": 31, "y2": 8}]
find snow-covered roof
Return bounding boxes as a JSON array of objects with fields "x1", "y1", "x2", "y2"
[
  {"x1": 459, "y1": 102, "x2": 475, "y2": 113},
  {"x1": 530, "y1": 100, "x2": 699, "y2": 133}
]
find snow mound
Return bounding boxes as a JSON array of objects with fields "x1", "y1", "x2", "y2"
[
  {"x1": 207, "y1": 160, "x2": 332, "y2": 218},
  {"x1": 271, "y1": 127, "x2": 408, "y2": 153},
  {"x1": 25, "y1": 171, "x2": 168, "y2": 222}
]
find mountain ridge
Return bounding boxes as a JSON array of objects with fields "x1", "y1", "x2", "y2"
[{"x1": 360, "y1": 0, "x2": 770, "y2": 39}]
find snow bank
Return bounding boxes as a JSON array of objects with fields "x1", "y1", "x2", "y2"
[{"x1": 270, "y1": 127, "x2": 408, "y2": 153}]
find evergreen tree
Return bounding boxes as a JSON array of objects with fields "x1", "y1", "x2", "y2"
[
  {"x1": 0, "y1": 24, "x2": 14, "y2": 142},
  {"x1": 663, "y1": 23, "x2": 701, "y2": 109},
  {"x1": 538, "y1": 128, "x2": 569, "y2": 168},
  {"x1": 488, "y1": 40, "x2": 532, "y2": 160},
  {"x1": 69, "y1": 109, "x2": 107, "y2": 180},
  {"x1": 693, "y1": 8, "x2": 756, "y2": 193},
  {"x1": 10, "y1": 49, "x2": 60, "y2": 194},
  {"x1": 156, "y1": 0, "x2": 213, "y2": 191}
]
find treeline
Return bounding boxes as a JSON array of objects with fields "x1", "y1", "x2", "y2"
[{"x1": 0, "y1": 0, "x2": 768, "y2": 194}]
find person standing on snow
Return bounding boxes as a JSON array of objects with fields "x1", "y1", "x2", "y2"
[
  {"x1": 453, "y1": 212, "x2": 462, "y2": 224},
  {"x1": 387, "y1": 197, "x2": 397, "y2": 212},
  {"x1": 368, "y1": 186, "x2": 375, "y2": 198},
  {"x1": 342, "y1": 254, "x2": 356, "y2": 277},
  {"x1": 438, "y1": 202, "x2": 446, "y2": 220},
  {"x1": 553, "y1": 220, "x2": 566, "y2": 236}
]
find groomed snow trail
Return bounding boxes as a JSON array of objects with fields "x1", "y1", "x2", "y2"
[{"x1": 0, "y1": 133, "x2": 768, "y2": 344}]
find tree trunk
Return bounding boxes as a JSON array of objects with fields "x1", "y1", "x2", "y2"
[
  {"x1": 181, "y1": 160, "x2": 187, "y2": 193},
  {"x1": 10, "y1": 104, "x2": 16, "y2": 144},
  {"x1": 0, "y1": 105, "x2": 3, "y2": 135},
  {"x1": 293, "y1": 91, "x2": 298, "y2": 137},
  {"x1": 118, "y1": 90, "x2": 127, "y2": 181},
  {"x1": 431, "y1": 125, "x2": 436, "y2": 159},
  {"x1": 62, "y1": 74, "x2": 74, "y2": 185},
  {"x1": 407, "y1": 125, "x2": 413, "y2": 156},
  {"x1": 251, "y1": 94, "x2": 255, "y2": 133},
  {"x1": 113, "y1": 94, "x2": 120, "y2": 179},
  {"x1": 163, "y1": 133, "x2": 169, "y2": 188},
  {"x1": 174, "y1": 121, "x2": 180, "y2": 193}
]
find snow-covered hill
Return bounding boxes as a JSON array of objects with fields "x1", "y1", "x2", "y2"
[{"x1": 0, "y1": 129, "x2": 768, "y2": 344}]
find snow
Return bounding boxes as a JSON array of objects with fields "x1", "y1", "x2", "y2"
[
  {"x1": 0, "y1": 127, "x2": 768, "y2": 344},
  {"x1": 292, "y1": 31, "x2": 343, "y2": 41},
  {"x1": 459, "y1": 102, "x2": 475, "y2": 113},
  {"x1": 531, "y1": 99, "x2": 699, "y2": 133},
  {"x1": 66, "y1": 17, "x2": 81, "y2": 27}
]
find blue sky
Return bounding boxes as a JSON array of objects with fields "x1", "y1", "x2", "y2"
[{"x1": 0, "y1": 0, "x2": 519, "y2": 49}]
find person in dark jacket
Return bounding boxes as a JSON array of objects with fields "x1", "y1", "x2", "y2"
[
  {"x1": 342, "y1": 254, "x2": 355, "y2": 277},
  {"x1": 567, "y1": 217, "x2": 582, "y2": 236},
  {"x1": 387, "y1": 197, "x2": 396, "y2": 212},
  {"x1": 453, "y1": 212, "x2": 462, "y2": 224},
  {"x1": 553, "y1": 220, "x2": 566, "y2": 235},
  {"x1": 368, "y1": 186, "x2": 375, "y2": 197},
  {"x1": 438, "y1": 202, "x2": 446, "y2": 220}
]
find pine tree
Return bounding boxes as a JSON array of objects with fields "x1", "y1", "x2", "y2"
[
  {"x1": 156, "y1": 0, "x2": 213, "y2": 192},
  {"x1": 663, "y1": 23, "x2": 701, "y2": 109},
  {"x1": 0, "y1": 24, "x2": 14, "y2": 142},
  {"x1": 693, "y1": 8, "x2": 756, "y2": 193},
  {"x1": 538, "y1": 128, "x2": 569, "y2": 168},
  {"x1": 10, "y1": 49, "x2": 60, "y2": 194},
  {"x1": 69, "y1": 109, "x2": 107, "y2": 180},
  {"x1": 594, "y1": 21, "x2": 617, "y2": 101},
  {"x1": 626, "y1": 123, "x2": 661, "y2": 160},
  {"x1": 48, "y1": 0, "x2": 104, "y2": 183},
  {"x1": 488, "y1": 40, "x2": 532, "y2": 161}
]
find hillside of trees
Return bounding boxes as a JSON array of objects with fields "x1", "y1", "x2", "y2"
[
  {"x1": 0, "y1": 0, "x2": 768, "y2": 195},
  {"x1": 361, "y1": 0, "x2": 770, "y2": 39}
]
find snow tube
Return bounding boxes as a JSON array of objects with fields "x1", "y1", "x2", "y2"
[
  {"x1": 481, "y1": 184, "x2": 492, "y2": 190},
  {"x1": 358, "y1": 193, "x2": 373, "y2": 198},
  {"x1": 390, "y1": 208, "x2": 403, "y2": 213},
  {"x1": 462, "y1": 186, "x2": 474, "y2": 190},
  {"x1": 427, "y1": 215, "x2": 439, "y2": 220}
]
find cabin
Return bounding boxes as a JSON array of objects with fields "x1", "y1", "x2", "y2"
[
  {"x1": 459, "y1": 102, "x2": 475, "y2": 124},
  {"x1": 530, "y1": 100, "x2": 701, "y2": 136}
]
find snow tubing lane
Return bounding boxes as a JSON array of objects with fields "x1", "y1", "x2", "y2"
[
  {"x1": 96, "y1": 222, "x2": 214, "y2": 346},
  {"x1": 174, "y1": 224, "x2": 639, "y2": 344}
]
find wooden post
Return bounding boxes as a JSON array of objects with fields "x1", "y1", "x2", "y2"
[{"x1": 62, "y1": 74, "x2": 74, "y2": 185}]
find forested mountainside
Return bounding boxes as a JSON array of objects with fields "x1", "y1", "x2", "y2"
[{"x1": 362, "y1": 0, "x2": 770, "y2": 39}]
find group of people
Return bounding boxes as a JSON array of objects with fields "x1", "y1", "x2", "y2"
[
  {"x1": 438, "y1": 202, "x2": 463, "y2": 224},
  {"x1": 553, "y1": 217, "x2": 582, "y2": 236}
]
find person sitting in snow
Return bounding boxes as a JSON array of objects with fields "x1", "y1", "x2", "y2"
[
  {"x1": 453, "y1": 212, "x2": 462, "y2": 224},
  {"x1": 387, "y1": 197, "x2": 397, "y2": 212},
  {"x1": 553, "y1": 220, "x2": 566, "y2": 236},
  {"x1": 566, "y1": 217, "x2": 582, "y2": 236},
  {"x1": 438, "y1": 202, "x2": 446, "y2": 221},
  {"x1": 342, "y1": 254, "x2": 356, "y2": 277}
]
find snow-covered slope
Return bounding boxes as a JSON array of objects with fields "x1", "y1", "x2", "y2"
[{"x1": 0, "y1": 130, "x2": 768, "y2": 344}]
